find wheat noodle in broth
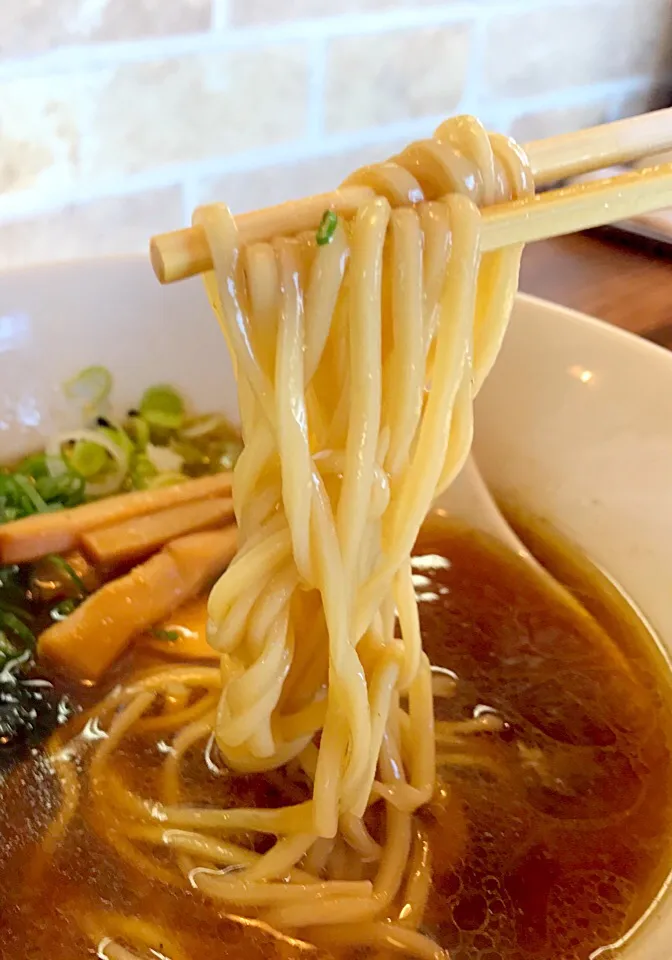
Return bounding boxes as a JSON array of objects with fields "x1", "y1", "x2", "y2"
[{"x1": 2, "y1": 115, "x2": 671, "y2": 960}]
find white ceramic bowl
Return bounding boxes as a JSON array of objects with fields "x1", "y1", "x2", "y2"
[{"x1": 1, "y1": 257, "x2": 671, "y2": 958}]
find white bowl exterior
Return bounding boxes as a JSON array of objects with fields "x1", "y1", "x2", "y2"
[{"x1": 1, "y1": 259, "x2": 671, "y2": 958}]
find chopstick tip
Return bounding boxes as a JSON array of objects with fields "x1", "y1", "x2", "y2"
[{"x1": 149, "y1": 235, "x2": 168, "y2": 284}]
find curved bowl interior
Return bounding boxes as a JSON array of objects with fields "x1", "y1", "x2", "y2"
[
  {"x1": 474, "y1": 294, "x2": 672, "y2": 960},
  {"x1": 0, "y1": 257, "x2": 235, "y2": 462},
  {"x1": 475, "y1": 294, "x2": 672, "y2": 654},
  {"x1": 1, "y1": 258, "x2": 671, "y2": 958}
]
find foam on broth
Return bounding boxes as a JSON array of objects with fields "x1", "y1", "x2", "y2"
[{"x1": 1, "y1": 522, "x2": 671, "y2": 960}]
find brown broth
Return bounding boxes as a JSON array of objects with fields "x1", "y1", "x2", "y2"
[{"x1": 1, "y1": 524, "x2": 671, "y2": 960}]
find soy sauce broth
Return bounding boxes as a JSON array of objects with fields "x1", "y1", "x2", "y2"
[
  {"x1": 1, "y1": 522, "x2": 671, "y2": 960},
  {"x1": 415, "y1": 518, "x2": 672, "y2": 960}
]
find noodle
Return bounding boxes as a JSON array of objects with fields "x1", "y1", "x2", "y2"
[
  {"x1": 40, "y1": 114, "x2": 533, "y2": 959},
  {"x1": 400, "y1": 827, "x2": 433, "y2": 928}
]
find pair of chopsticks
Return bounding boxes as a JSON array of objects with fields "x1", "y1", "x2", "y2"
[{"x1": 151, "y1": 108, "x2": 672, "y2": 285}]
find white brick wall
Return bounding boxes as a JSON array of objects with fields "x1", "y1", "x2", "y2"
[{"x1": 0, "y1": 0, "x2": 669, "y2": 267}]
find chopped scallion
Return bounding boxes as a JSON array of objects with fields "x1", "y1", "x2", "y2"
[
  {"x1": 63, "y1": 366, "x2": 113, "y2": 410},
  {"x1": 0, "y1": 610, "x2": 36, "y2": 648},
  {"x1": 47, "y1": 554, "x2": 88, "y2": 598},
  {"x1": 0, "y1": 599, "x2": 33, "y2": 621},
  {"x1": 151, "y1": 627, "x2": 179, "y2": 642},
  {"x1": 35, "y1": 471, "x2": 85, "y2": 509},
  {"x1": 99, "y1": 426, "x2": 135, "y2": 459},
  {"x1": 50, "y1": 598, "x2": 77, "y2": 622},
  {"x1": 129, "y1": 453, "x2": 158, "y2": 490},
  {"x1": 0, "y1": 631, "x2": 19, "y2": 660},
  {"x1": 69, "y1": 440, "x2": 108, "y2": 479},
  {"x1": 12, "y1": 474, "x2": 49, "y2": 513},
  {"x1": 124, "y1": 415, "x2": 151, "y2": 451},
  {"x1": 15, "y1": 454, "x2": 49, "y2": 480},
  {"x1": 316, "y1": 210, "x2": 338, "y2": 246},
  {"x1": 140, "y1": 385, "x2": 185, "y2": 431}
]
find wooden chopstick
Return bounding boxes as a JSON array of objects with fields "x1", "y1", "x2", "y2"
[
  {"x1": 528, "y1": 107, "x2": 672, "y2": 184},
  {"x1": 152, "y1": 162, "x2": 672, "y2": 283},
  {"x1": 151, "y1": 109, "x2": 672, "y2": 285},
  {"x1": 150, "y1": 186, "x2": 373, "y2": 285},
  {"x1": 481, "y1": 162, "x2": 672, "y2": 251}
]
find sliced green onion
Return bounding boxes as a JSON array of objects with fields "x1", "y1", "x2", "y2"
[
  {"x1": 316, "y1": 210, "x2": 338, "y2": 246},
  {"x1": 124, "y1": 415, "x2": 151, "y2": 451},
  {"x1": 48, "y1": 429, "x2": 129, "y2": 498},
  {"x1": 64, "y1": 366, "x2": 113, "y2": 410},
  {"x1": 129, "y1": 453, "x2": 158, "y2": 490},
  {"x1": 0, "y1": 570, "x2": 30, "y2": 646},
  {"x1": 69, "y1": 440, "x2": 108, "y2": 478},
  {"x1": 99, "y1": 426, "x2": 135, "y2": 459},
  {"x1": 0, "y1": 610, "x2": 36, "y2": 648},
  {"x1": 16, "y1": 454, "x2": 49, "y2": 480},
  {"x1": 170, "y1": 438, "x2": 210, "y2": 469},
  {"x1": 47, "y1": 554, "x2": 88, "y2": 597},
  {"x1": 0, "y1": 599, "x2": 32, "y2": 621},
  {"x1": 140, "y1": 385, "x2": 185, "y2": 431},
  {"x1": 50, "y1": 598, "x2": 77, "y2": 622},
  {"x1": 35, "y1": 471, "x2": 85, "y2": 509},
  {"x1": 151, "y1": 627, "x2": 179, "y2": 642},
  {"x1": 0, "y1": 632, "x2": 19, "y2": 660},
  {"x1": 0, "y1": 465, "x2": 84, "y2": 520},
  {"x1": 0, "y1": 476, "x2": 32, "y2": 521},
  {"x1": 12, "y1": 474, "x2": 49, "y2": 513}
]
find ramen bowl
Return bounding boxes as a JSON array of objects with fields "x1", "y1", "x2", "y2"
[{"x1": 0, "y1": 257, "x2": 671, "y2": 958}]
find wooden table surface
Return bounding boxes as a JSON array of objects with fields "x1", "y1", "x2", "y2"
[{"x1": 520, "y1": 233, "x2": 672, "y2": 350}]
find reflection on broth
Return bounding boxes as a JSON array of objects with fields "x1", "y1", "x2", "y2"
[{"x1": 1, "y1": 522, "x2": 671, "y2": 960}]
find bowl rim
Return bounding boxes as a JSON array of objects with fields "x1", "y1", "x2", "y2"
[
  {"x1": 3, "y1": 251, "x2": 670, "y2": 368},
  {"x1": 516, "y1": 290, "x2": 672, "y2": 367}
]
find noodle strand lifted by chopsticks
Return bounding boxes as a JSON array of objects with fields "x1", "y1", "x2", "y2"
[{"x1": 45, "y1": 115, "x2": 533, "y2": 960}]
